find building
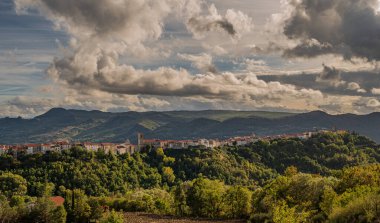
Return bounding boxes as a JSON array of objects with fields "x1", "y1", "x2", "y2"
[
  {"x1": 137, "y1": 133, "x2": 144, "y2": 151},
  {"x1": 0, "y1": 145, "x2": 9, "y2": 154},
  {"x1": 116, "y1": 143, "x2": 136, "y2": 155},
  {"x1": 101, "y1": 143, "x2": 117, "y2": 153},
  {"x1": 49, "y1": 196, "x2": 65, "y2": 206},
  {"x1": 82, "y1": 142, "x2": 102, "y2": 152},
  {"x1": 41, "y1": 144, "x2": 52, "y2": 153},
  {"x1": 56, "y1": 141, "x2": 71, "y2": 150},
  {"x1": 41, "y1": 141, "x2": 72, "y2": 153},
  {"x1": 25, "y1": 144, "x2": 41, "y2": 154}
]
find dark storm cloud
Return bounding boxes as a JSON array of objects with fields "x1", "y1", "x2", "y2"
[
  {"x1": 188, "y1": 17, "x2": 236, "y2": 36},
  {"x1": 316, "y1": 64, "x2": 344, "y2": 86},
  {"x1": 282, "y1": 0, "x2": 380, "y2": 60}
]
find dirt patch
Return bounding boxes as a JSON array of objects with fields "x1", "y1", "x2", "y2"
[{"x1": 124, "y1": 212, "x2": 246, "y2": 223}]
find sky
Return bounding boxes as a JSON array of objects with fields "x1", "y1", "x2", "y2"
[{"x1": 2, "y1": 0, "x2": 380, "y2": 117}]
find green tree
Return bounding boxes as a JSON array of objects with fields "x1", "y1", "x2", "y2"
[
  {"x1": 100, "y1": 210, "x2": 124, "y2": 223},
  {"x1": 174, "y1": 182, "x2": 190, "y2": 216},
  {"x1": 187, "y1": 178, "x2": 227, "y2": 218},
  {"x1": 0, "y1": 173, "x2": 27, "y2": 197},
  {"x1": 64, "y1": 189, "x2": 92, "y2": 223},
  {"x1": 162, "y1": 167, "x2": 176, "y2": 184},
  {"x1": 36, "y1": 182, "x2": 55, "y2": 197},
  {"x1": 272, "y1": 200, "x2": 310, "y2": 223},
  {"x1": 0, "y1": 195, "x2": 18, "y2": 222},
  {"x1": 22, "y1": 197, "x2": 66, "y2": 223},
  {"x1": 225, "y1": 186, "x2": 252, "y2": 218}
]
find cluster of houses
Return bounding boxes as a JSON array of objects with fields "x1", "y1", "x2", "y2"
[
  {"x1": 136, "y1": 133, "x2": 260, "y2": 150},
  {"x1": 137, "y1": 131, "x2": 317, "y2": 150},
  {"x1": 0, "y1": 131, "x2": 318, "y2": 156},
  {"x1": 0, "y1": 140, "x2": 136, "y2": 156}
]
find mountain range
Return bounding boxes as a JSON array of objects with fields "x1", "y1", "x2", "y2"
[{"x1": 1, "y1": 108, "x2": 380, "y2": 144}]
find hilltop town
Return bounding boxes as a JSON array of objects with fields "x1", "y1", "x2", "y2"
[{"x1": 0, "y1": 131, "x2": 319, "y2": 156}]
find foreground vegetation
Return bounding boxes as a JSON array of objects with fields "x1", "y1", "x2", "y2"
[{"x1": 0, "y1": 131, "x2": 379, "y2": 222}]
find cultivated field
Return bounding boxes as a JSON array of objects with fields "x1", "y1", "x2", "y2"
[{"x1": 124, "y1": 213, "x2": 246, "y2": 223}]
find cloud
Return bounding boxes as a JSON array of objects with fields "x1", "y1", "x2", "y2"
[
  {"x1": 367, "y1": 98, "x2": 380, "y2": 108},
  {"x1": 347, "y1": 82, "x2": 366, "y2": 93},
  {"x1": 178, "y1": 53, "x2": 217, "y2": 73},
  {"x1": 11, "y1": 0, "x2": 342, "y2": 116},
  {"x1": 15, "y1": 0, "x2": 317, "y2": 103},
  {"x1": 3, "y1": 96, "x2": 60, "y2": 117},
  {"x1": 186, "y1": 3, "x2": 253, "y2": 39},
  {"x1": 244, "y1": 59, "x2": 275, "y2": 75},
  {"x1": 0, "y1": 90, "x2": 174, "y2": 118},
  {"x1": 371, "y1": 88, "x2": 380, "y2": 95},
  {"x1": 15, "y1": 0, "x2": 178, "y2": 44},
  {"x1": 275, "y1": 0, "x2": 380, "y2": 61},
  {"x1": 316, "y1": 64, "x2": 345, "y2": 87}
]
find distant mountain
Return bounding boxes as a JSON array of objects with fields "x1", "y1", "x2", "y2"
[{"x1": 1, "y1": 108, "x2": 380, "y2": 144}]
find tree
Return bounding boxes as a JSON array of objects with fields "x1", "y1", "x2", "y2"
[
  {"x1": 319, "y1": 186, "x2": 337, "y2": 217},
  {"x1": 162, "y1": 167, "x2": 176, "y2": 184},
  {"x1": 173, "y1": 182, "x2": 190, "y2": 216},
  {"x1": 21, "y1": 197, "x2": 67, "y2": 223},
  {"x1": 284, "y1": 166, "x2": 298, "y2": 177},
  {"x1": 0, "y1": 195, "x2": 18, "y2": 222},
  {"x1": 51, "y1": 206, "x2": 67, "y2": 223},
  {"x1": 100, "y1": 210, "x2": 124, "y2": 223},
  {"x1": 272, "y1": 200, "x2": 310, "y2": 223},
  {"x1": 328, "y1": 192, "x2": 380, "y2": 223},
  {"x1": 187, "y1": 178, "x2": 227, "y2": 218},
  {"x1": 36, "y1": 182, "x2": 55, "y2": 197},
  {"x1": 156, "y1": 148, "x2": 165, "y2": 158},
  {"x1": 0, "y1": 173, "x2": 27, "y2": 197},
  {"x1": 225, "y1": 186, "x2": 252, "y2": 218},
  {"x1": 64, "y1": 189, "x2": 92, "y2": 223}
]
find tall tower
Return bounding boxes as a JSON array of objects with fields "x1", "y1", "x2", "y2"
[{"x1": 137, "y1": 133, "x2": 144, "y2": 150}]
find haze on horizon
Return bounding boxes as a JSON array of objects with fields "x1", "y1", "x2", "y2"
[{"x1": 2, "y1": 0, "x2": 380, "y2": 117}]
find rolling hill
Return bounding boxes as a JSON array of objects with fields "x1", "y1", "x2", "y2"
[{"x1": 1, "y1": 108, "x2": 380, "y2": 144}]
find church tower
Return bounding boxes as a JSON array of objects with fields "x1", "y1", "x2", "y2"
[{"x1": 137, "y1": 133, "x2": 144, "y2": 151}]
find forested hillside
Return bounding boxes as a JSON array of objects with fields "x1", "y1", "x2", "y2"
[{"x1": 0, "y1": 131, "x2": 379, "y2": 222}]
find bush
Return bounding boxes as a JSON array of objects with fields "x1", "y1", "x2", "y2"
[{"x1": 100, "y1": 210, "x2": 124, "y2": 223}]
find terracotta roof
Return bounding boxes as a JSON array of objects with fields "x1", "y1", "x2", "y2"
[
  {"x1": 25, "y1": 144, "x2": 40, "y2": 147},
  {"x1": 50, "y1": 196, "x2": 65, "y2": 206},
  {"x1": 143, "y1": 139, "x2": 164, "y2": 143},
  {"x1": 101, "y1": 143, "x2": 116, "y2": 146}
]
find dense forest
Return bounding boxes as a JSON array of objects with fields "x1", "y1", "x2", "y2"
[{"x1": 0, "y1": 131, "x2": 379, "y2": 222}]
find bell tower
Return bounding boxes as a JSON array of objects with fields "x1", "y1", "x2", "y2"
[{"x1": 137, "y1": 133, "x2": 144, "y2": 151}]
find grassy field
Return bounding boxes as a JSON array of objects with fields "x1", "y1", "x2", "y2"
[{"x1": 124, "y1": 213, "x2": 246, "y2": 223}]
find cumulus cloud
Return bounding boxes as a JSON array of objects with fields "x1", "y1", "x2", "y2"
[
  {"x1": 178, "y1": 53, "x2": 217, "y2": 73},
  {"x1": 14, "y1": 1, "x2": 310, "y2": 97},
  {"x1": 347, "y1": 82, "x2": 366, "y2": 93},
  {"x1": 371, "y1": 88, "x2": 380, "y2": 95},
  {"x1": 186, "y1": 3, "x2": 253, "y2": 39},
  {"x1": 274, "y1": 0, "x2": 380, "y2": 61},
  {"x1": 4, "y1": 96, "x2": 60, "y2": 117},
  {"x1": 1, "y1": 90, "x2": 174, "y2": 118},
  {"x1": 316, "y1": 64, "x2": 345, "y2": 87},
  {"x1": 367, "y1": 98, "x2": 380, "y2": 108},
  {"x1": 244, "y1": 59, "x2": 275, "y2": 75},
  {"x1": 15, "y1": 0, "x2": 183, "y2": 44},
  {"x1": 10, "y1": 0, "x2": 335, "y2": 116}
]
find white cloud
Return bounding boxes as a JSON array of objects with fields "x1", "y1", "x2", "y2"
[
  {"x1": 367, "y1": 98, "x2": 380, "y2": 108},
  {"x1": 7, "y1": 0, "x2": 380, "y2": 116},
  {"x1": 371, "y1": 88, "x2": 380, "y2": 95},
  {"x1": 347, "y1": 82, "x2": 366, "y2": 93},
  {"x1": 178, "y1": 53, "x2": 217, "y2": 73},
  {"x1": 186, "y1": 3, "x2": 253, "y2": 39}
]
